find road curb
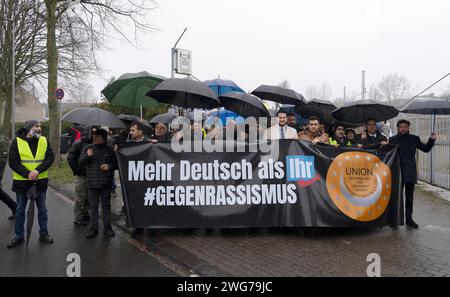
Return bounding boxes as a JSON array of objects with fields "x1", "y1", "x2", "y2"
[{"x1": 48, "y1": 181, "x2": 230, "y2": 277}]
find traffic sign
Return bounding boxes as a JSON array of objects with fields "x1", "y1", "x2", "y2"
[{"x1": 56, "y1": 88, "x2": 64, "y2": 100}]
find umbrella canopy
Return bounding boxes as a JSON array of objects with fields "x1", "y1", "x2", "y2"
[
  {"x1": 204, "y1": 78, "x2": 245, "y2": 96},
  {"x1": 146, "y1": 78, "x2": 220, "y2": 109},
  {"x1": 26, "y1": 184, "x2": 39, "y2": 247},
  {"x1": 251, "y1": 84, "x2": 306, "y2": 106},
  {"x1": 219, "y1": 91, "x2": 270, "y2": 118},
  {"x1": 400, "y1": 98, "x2": 450, "y2": 115},
  {"x1": 206, "y1": 108, "x2": 245, "y2": 126},
  {"x1": 400, "y1": 97, "x2": 450, "y2": 132},
  {"x1": 62, "y1": 107, "x2": 126, "y2": 129},
  {"x1": 149, "y1": 112, "x2": 177, "y2": 124},
  {"x1": 332, "y1": 100, "x2": 399, "y2": 124},
  {"x1": 101, "y1": 71, "x2": 165, "y2": 110},
  {"x1": 295, "y1": 98, "x2": 337, "y2": 126},
  {"x1": 117, "y1": 114, "x2": 151, "y2": 128}
]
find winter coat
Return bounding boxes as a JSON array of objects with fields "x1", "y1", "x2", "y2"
[
  {"x1": 389, "y1": 133, "x2": 435, "y2": 183},
  {"x1": 67, "y1": 134, "x2": 91, "y2": 176},
  {"x1": 79, "y1": 142, "x2": 117, "y2": 189},
  {"x1": 8, "y1": 135, "x2": 55, "y2": 194},
  {"x1": 357, "y1": 129, "x2": 387, "y2": 147}
]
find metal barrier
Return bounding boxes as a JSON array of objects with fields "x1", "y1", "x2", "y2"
[{"x1": 389, "y1": 114, "x2": 450, "y2": 189}]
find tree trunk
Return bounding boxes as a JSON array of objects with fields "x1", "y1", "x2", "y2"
[
  {"x1": 1, "y1": 0, "x2": 15, "y2": 139},
  {"x1": 45, "y1": 0, "x2": 60, "y2": 166},
  {"x1": 1, "y1": 87, "x2": 13, "y2": 139}
]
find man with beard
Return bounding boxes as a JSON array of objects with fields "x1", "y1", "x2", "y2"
[
  {"x1": 298, "y1": 116, "x2": 329, "y2": 144},
  {"x1": 7, "y1": 120, "x2": 55, "y2": 248},
  {"x1": 264, "y1": 111, "x2": 298, "y2": 140},
  {"x1": 329, "y1": 123, "x2": 352, "y2": 147},
  {"x1": 287, "y1": 113, "x2": 298, "y2": 129},
  {"x1": 389, "y1": 119, "x2": 436, "y2": 229}
]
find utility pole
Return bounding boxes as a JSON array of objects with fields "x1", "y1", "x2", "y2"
[
  {"x1": 361, "y1": 70, "x2": 366, "y2": 100},
  {"x1": 343, "y1": 86, "x2": 346, "y2": 103}
]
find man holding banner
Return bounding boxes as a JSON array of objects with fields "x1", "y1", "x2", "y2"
[{"x1": 389, "y1": 119, "x2": 436, "y2": 229}]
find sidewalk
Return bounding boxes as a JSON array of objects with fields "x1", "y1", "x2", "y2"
[{"x1": 51, "y1": 174, "x2": 450, "y2": 277}]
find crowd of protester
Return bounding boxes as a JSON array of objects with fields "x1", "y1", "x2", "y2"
[{"x1": 0, "y1": 109, "x2": 437, "y2": 248}]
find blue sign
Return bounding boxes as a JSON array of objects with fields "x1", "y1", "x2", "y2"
[{"x1": 286, "y1": 155, "x2": 315, "y2": 181}]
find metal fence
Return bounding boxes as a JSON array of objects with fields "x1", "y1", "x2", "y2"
[{"x1": 388, "y1": 114, "x2": 450, "y2": 189}]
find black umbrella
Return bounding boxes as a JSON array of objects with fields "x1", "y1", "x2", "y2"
[
  {"x1": 149, "y1": 112, "x2": 177, "y2": 124},
  {"x1": 118, "y1": 114, "x2": 151, "y2": 128},
  {"x1": 146, "y1": 78, "x2": 220, "y2": 109},
  {"x1": 62, "y1": 107, "x2": 126, "y2": 129},
  {"x1": 219, "y1": 91, "x2": 270, "y2": 118},
  {"x1": 332, "y1": 100, "x2": 399, "y2": 124},
  {"x1": 26, "y1": 184, "x2": 39, "y2": 247},
  {"x1": 295, "y1": 98, "x2": 337, "y2": 125},
  {"x1": 251, "y1": 84, "x2": 306, "y2": 106},
  {"x1": 400, "y1": 97, "x2": 450, "y2": 132}
]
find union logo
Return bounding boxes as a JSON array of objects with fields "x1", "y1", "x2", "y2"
[{"x1": 326, "y1": 152, "x2": 391, "y2": 222}]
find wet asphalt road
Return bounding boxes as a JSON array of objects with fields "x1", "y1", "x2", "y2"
[{"x1": 0, "y1": 167, "x2": 178, "y2": 277}]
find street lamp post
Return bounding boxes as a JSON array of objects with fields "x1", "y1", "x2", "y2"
[
  {"x1": 11, "y1": 18, "x2": 15, "y2": 139},
  {"x1": 171, "y1": 28, "x2": 188, "y2": 78},
  {"x1": 171, "y1": 28, "x2": 187, "y2": 115}
]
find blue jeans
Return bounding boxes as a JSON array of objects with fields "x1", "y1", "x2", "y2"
[{"x1": 15, "y1": 191, "x2": 48, "y2": 239}]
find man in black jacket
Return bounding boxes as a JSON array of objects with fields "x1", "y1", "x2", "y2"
[
  {"x1": 68, "y1": 127, "x2": 93, "y2": 226},
  {"x1": 358, "y1": 118, "x2": 388, "y2": 147},
  {"x1": 79, "y1": 128, "x2": 117, "y2": 238},
  {"x1": 7, "y1": 120, "x2": 55, "y2": 248},
  {"x1": 389, "y1": 119, "x2": 436, "y2": 229}
]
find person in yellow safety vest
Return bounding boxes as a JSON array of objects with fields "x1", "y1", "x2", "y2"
[
  {"x1": 329, "y1": 122, "x2": 352, "y2": 147},
  {"x1": 7, "y1": 120, "x2": 55, "y2": 249}
]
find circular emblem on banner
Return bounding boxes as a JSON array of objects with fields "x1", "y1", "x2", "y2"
[{"x1": 326, "y1": 152, "x2": 391, "y2": 222}]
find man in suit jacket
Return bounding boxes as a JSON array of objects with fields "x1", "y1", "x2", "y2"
[{"x1": 264, "y1": 111, "x2": 298, "y2": 140}]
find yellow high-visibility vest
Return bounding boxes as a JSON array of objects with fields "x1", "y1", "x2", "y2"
[
  {"x1": 13, "y1": 136, "x2": 49, "y2": 180},
  {"x1": 329, "y1": 137, "x2": 352, "y2": 147},
  {"x1": 329, "y1": 137, "x2": 338, "y2": 146}
]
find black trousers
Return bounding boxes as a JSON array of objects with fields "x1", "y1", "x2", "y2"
[
  {"x1": 87, "y1": 187, "x2": 112, "y2": 230},
  {"x1": 0, "y1": 187, "x2": 16, "y2": 213},
  {"x1": 402, "y1": 183, "x2": 415, "y2": 219}
]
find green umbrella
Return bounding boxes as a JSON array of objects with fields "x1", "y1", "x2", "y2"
[{"x1": 101, "y1": 71, "x2": 166, "y2": 118}]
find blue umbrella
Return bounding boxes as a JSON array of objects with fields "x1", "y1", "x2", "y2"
[
  {"x1": 206, "y1": 108, "x2": 245, "y2": 126},
  {"x1": 204, "y1": 78, "x2": 244, "y2": 97}
]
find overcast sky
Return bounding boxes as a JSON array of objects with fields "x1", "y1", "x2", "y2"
[{"x1": 87, "y1": 0, "x2": 450, "y2": 102}]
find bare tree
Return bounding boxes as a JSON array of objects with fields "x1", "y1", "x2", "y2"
[
  {"x1": 40, "y1": 0, "x2": 157, "y2": 165},
  {"x1": 65, "y1": 79, "x2": 95, "y2": 103},
  {"x1": 367, "y1": 84, "x2": 383, "y2": 101},
  {"x1": 377, "y1": 73, "x2": 410, "y2": 104},
  {"x1": 0, "y1": 0, "x2": 48, "y2": 137},
  {"x1": 305, "y1": 82, "x2": 333, "y2": 100}
]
